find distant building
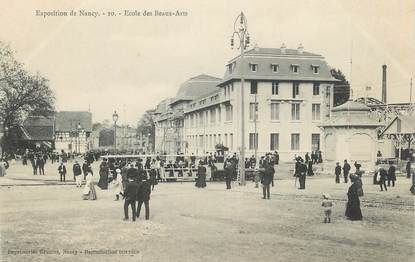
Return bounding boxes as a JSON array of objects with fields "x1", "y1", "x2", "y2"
[
  {"x1": 54, "y1": 111, "x2": 92, "y2": 153},
  {"x1": 19, "y1": 116, "x2": 55, "y2": 150},
  {"x1": 183, "y1": 46, "x2": 338, "y2": 161},
  {"x1": 154, "y1": 74, "x2": 221, "y2": 154},
  {"x1": 152, "y1": 46, "x2": 343, "y2": 160},
  {"x1": 320, "y1": 100, "x2": 383, "y2": 171}
]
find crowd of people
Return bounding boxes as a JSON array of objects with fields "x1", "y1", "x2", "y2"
[{"x1": 1, "y1": 147, "x2": 414, "y2": 224}]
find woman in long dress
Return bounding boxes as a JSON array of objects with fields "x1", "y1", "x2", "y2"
[
  {"x1": 195, "y1": 162, "x2": 207, "y2": 188},
  {"x1": 345, "y1": 175, "x2": 363, "y2": 220},
  {"x1": 113, "y1": 168, "x2": 123, "y2": 201},
  {"x1": 97, "y1": 161, "x2": 109, "y2": 190},
  {"x1": 83, "y1": 170, "x2": 97, "y2": 200}
]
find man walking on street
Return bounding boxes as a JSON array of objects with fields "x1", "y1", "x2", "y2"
[
  {"x1": 123, "y1": 177, "x2": 139, "y2": 221},
  {"x1": 335, "y1": 162, "x2": 341, "y2": 184},
  {"x1": 37, "y1": 156, "x2": 45, "y2": 175},
  {"x1": 261, "y1": 163, "x2": 273, "y2": 199},
  {"x1": 73, "y1": 161, "x2": 82, "y2": 187},
  {"x1": 58, "y1": 162, "x2": 67, "y2": 182},
  {"x1": 343, "y1": 160, "x2": 351, "y2": 183},
  {"x1": 224, "y1": 160, "x2": 233, "y2": 190}
]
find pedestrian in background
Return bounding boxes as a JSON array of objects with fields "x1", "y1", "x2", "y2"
[
  {"x1": 123, "y1": 177, "x2": 139, "y2": 221},
  {"x1": 37, "y1": 156, "x2": 45, "y2": 175},
  {"x1": 224, "y1": 160, "x2": 233, "y2": 190},
  {"x1": 387, "y1": 164, "x2": 396, "y2": 187},
  {"x1": 321, "y1": 194, "x2": 333, "y2": 223},
  {"x1": 58, "y1": 162, "x2": 66, "y2": 182},
  {"x1": 335, "y1": 162, "x2": 341, "y2": 183},
  {"x1": 261, "y1": 163, "x2": 273, "y2": 199},
  {"x1": 136, "y1": 175, "x2": 151, "y2": 220},
  {"x1": 73, "y1": 160, "x2": 82, "y2": 187},
  {"x1": 406, "y1": 159, "x2": 411, "y2": 179},
  {"x1": 378, "y1": 167, "x2": 388, "y2": 191},
  {"x1": 343, "y1": 160, "x2": 351, "y2": 183}
]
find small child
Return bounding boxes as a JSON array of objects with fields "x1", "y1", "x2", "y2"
[{"x1": 321, "y1": 194, "x2": 334, "y2": 223}]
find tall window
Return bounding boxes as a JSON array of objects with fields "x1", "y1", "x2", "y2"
[
  {"x1": 312, "y1": 134, "x2": 320, "y2": 151},
  {"x1": 270, "y1": 133, "x2": 279, "y2": 150},
  {"x1": 291, "y1": 134, "x2": 300, "y2": 150},
  {"x1": 292, "y1": 82, "x2": 300, "y2": 98},
  {"x1": 249, "y1": 133, "x2": 258, "y2": 150},
  {"x1": 291, "y1": 65, "x2": 299, "y2": 73},
  {"x1": 199, "y1": 112, "x2": 204, "y2": 126},
  {"x1": 225, "y1": 105, "x2": 233, "y2": 121},
  {"x1": 199, "y1": 135, "x2": 204, "y2": 148},
  {"x1": 250, "y1": 81, "x2": 258, "y2": 94},
  {"x1": 270, "y1": 102, "x2": 280, "y2": 120},
  {"x1": 272, "y1": 81, "x2": 279, "y2": 95},
  {"x1": 312, "y1": 104, "x2": 321, "y2": 121},
  {"x1": 313, "y1": 83, "x2": 320, "y2": 95},
  {"x1": 210, "y1": 109, "x2": 216, "y2": 124},
  {"x1": 249, "y1": 103, "x2": 258, "y2": 121},
  {"x1": 271, "y1": 64, "x2": 279, "y2": 73},
  {"x1": 291, "y1": 103, "x2": 300, "y2": 120}
]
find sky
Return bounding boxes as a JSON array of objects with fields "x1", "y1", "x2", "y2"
[{"x1": 0, "y1": 0, "x2": 414, "y2": 125}]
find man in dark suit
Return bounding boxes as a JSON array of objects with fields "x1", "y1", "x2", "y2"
[
  {"x1": 261, "y1": 163, "x2": 273, "y2": 199},
  {"x1": 343, "y1": 160, "x2": 351, "y2": 183},
  {"x1": 379, "y1": 167, "x2": 388, "y2": 191},
  {"x1": 298, "y1": 159, "x2": 307, "y2": 189},
  {"x1": 136, "y1": 175, "x2": 151, "y2": 220},
  {"x1": 37, "y1": 156, "x2": 45, "y2": 175},
  {"x1": 387, "y1": 164, "x2": 396, "y2": 187},
  {"x1": 123, "y1": 177, "x2": 139, "y2": 221},
  {"x1": 224, "y1": 160, "x2": 233, "y2": 189},
  {"x1": 58, "y1": 163, "x2": 67, "y2": 182},
  {"x1": 335, "y1": 162, "x2": 341, "y2": 184}
]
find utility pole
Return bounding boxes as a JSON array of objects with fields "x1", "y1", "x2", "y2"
[
  {"x1": 231, "y1": 12, "x2": 250, "y2": 186},
  {"x1": 410, "y1": 77, "x2": 413, "y2": 104}
]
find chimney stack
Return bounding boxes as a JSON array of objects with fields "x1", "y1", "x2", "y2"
[
  {"x1": 281, "y1": 43, "x2": 286, "y2": 54},
  {"x1": 382, "y1": 64, "x2": 387, "y2": 104}
]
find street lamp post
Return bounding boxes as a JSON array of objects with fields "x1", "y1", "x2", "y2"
[
  {"x1": 76, "y1": 122, "x2": 82, "y2": 154},
  {"x1": 112, "y1": 110, "x2": 119, "y2": 152},
  {"x1": 231, "y1": 12, "x2": 250, "y2": 186}
]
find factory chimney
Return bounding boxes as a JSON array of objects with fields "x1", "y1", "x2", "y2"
[{"x1": 382, "y1": 64, "x2": 387, "y2": 104}]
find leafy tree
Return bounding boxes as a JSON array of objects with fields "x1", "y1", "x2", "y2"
[
  {"x1": 0, "y1": 42, "x2": 55, "y2": 128},
  {"x1": 137, "y1": 110, "x2": 155, "y2": 152},
  {"x1": 331, "y1": 68, "x2": 350, "y2": 106},
  {"x1": 0, "y1": 42, "x2": 55, "y2": 155}
]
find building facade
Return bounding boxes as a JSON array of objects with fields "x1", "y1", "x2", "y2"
[
  {"x1": 54, "y1": 111, "x2": 92, "y2": 154},
  {"x1": 154, "y1": 75, "x2": 221, "y2": 154},
  {"x1": 183, "y1": 46, "x2": 337, "y2": 161}
]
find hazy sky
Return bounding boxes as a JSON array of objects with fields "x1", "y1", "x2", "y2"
[{"x1": 1, "y1": 0, "x2": 414, "y2": 125}]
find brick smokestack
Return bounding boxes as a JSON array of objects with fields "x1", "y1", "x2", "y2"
[{"x1": 382, "y1": 64, "x2": 387, "y2": 104}]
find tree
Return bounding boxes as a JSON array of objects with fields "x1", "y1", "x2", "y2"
[
  {"x1": 331, "y1": 68, "x2": 350, "y2": 107},
  {"x1": 0, "y1": 42, "x2": 55, "y2": 128},
  {"x1": 0, "y1": 42, "x2": 55, "y2": 155},
  {"x1": 137, "y1": 110, "x2": 155, "y2": 152}
]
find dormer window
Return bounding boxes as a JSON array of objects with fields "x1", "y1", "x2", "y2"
[
  {"x1": 291, "y1": 64, "x2": 299, "y2": 73},
  {"x1": 250, "y1": 63, "x2": 258, "y2": 72},
  {"x1": 228, "y1": 62, "x2": 235, "y2": 74},
  {"x1": 311, "y1": 65, "x2": 320, "y2": 74},
  {"x1": 271, "y1": 64, "x2": 279, "y2": 73}
]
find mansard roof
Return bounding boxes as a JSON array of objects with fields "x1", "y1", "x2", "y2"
[{"x1": 220, "y1": 47, "x2": 337, "y2": 85}]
